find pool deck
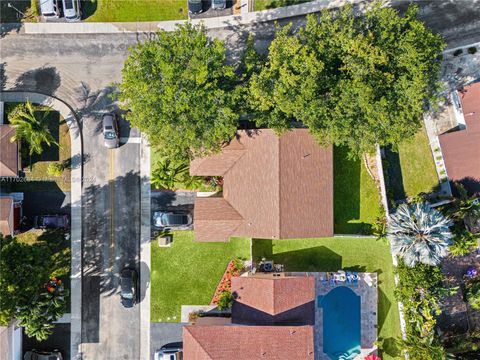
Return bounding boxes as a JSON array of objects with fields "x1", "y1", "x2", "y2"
[{"x1": 290, "y1": 272, "x2": 378, "y2": 360}]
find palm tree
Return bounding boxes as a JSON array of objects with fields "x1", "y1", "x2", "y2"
[
  {"x1": 151, "y1": 158, "x2": 191, "y2": 190},
  {"x1": 388, "y1": 202, "x2": 453, "y2": 267},
  {"x1": 8, "y1": 101, "x2": 58, "y2": 156},
  {"x1": 448, "y1": 182, "x2": 480, "y2": 222}
]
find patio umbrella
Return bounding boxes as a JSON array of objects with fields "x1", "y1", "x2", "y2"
[{"x1": 365, "y1": 355, "x2": 381, "y2": 360}]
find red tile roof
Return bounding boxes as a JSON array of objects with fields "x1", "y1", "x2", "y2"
[
  {"x1": 0, "y1": 125, "x2": 18, "y2": 177},
  {"x1": 191, "y1": 129, "x2": 333, "y2": 241},
  {"x1": 183, "y1": 325, "x2": 315, "y2": 360},
  {"x1": 231, "y1": 276, "x2": 315, "y2": 315},
  {"x1": 439, "y1": 82, "x2": 480, "y2": 193},
  {"x1": 0, "y1": 197, "x2": 13, "y2": 236}
]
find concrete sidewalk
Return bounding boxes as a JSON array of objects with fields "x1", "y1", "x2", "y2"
[
  {"x1": 0, "y1": 91, "x2": 83, "y2": 360},
  {"x1": 22, "y1": 0, "x2": 363, "y2": 34}
]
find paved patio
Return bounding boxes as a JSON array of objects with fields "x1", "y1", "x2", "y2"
[{"x1": 290, "y1": 272, "x2": 378, "y2": 360}]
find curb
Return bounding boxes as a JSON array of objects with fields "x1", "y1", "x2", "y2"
[
  {"x1": 139, "y1": 135, "x2": 151, "y2": 360},
  {"x1": 21, "y1": 0, "x2": 364, "y2": 34},
  {"x1": 0, "y1": 91, "x2": 84, "y2": 360}
]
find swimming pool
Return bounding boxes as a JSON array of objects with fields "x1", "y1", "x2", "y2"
[{"x1": 318, "y1": 286, "x2": 361, "y2": 360}]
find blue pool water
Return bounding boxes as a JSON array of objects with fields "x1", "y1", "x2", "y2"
[{"x1": 318, "y1": 286, "x2": 361, "y2": 360}]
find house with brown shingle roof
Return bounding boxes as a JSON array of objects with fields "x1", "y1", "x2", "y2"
[
  {"x1": 0, "y1": 195, "x2": 22, "y2": 237},
  {"x1": 0, "y1": 125, "x2": 19, "y2": 178},
  {"x1": 231, "y1": 275, "x2": 315, "y2": 326},
  {"x1": 439, "y1": 81, "x2": 480, "y2": 194},
  {"x1": 183, "y1": 275, "x2": 316, "y2": 360},
  {"x1": 190, "y1": 129, "x2": 333, "y2": 242}
]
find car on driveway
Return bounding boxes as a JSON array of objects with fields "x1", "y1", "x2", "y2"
[
  {"x1": 120, "y1": 268, "x2": 138, "y2": 308},
  {"x1": 62, "y1": 0, "x2": 81, "y2": 21},
  {"x1": 24, "y1": 349, "x2": 63, "y2": 360},
  {"x1": 102, "y1": 113, "x2": 120, "y2": 149},
  {"x1": 154, "y1": 342, "x2": 183, "y2": 360},
  {"x1": 153, "y1": 211, "x2": 192, "y2": 229},
  {"x1": 39, "y1": 0, "x2": 60, "y2": 19},
  {"x1": 188, "y1": 0, "x2": 203, "y2": 14},
  {"x1": 212, "y1": 0, "x2": 226, "y2": 10},
  {"x1": 33, "y1": 215, "x2": 69, "y2": 229}
]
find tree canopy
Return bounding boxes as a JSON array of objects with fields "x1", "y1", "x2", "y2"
[
  {"x1": 249, "y1": 4, "x2": 445, "y2": 156},
  {"x1": 119, "y1": 23, "x2": 238, "y2": 161}
]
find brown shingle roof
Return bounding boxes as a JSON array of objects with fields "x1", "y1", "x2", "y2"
[
  {"x1": 0, "y1": 197, "x2": 13, "y2": 236},
  {"x1": 183, "y1": 325, "x2": 315, "y2": 360},
  {"x1": 439, "y1": 82, "x2": 480, "y2": 193},
  {"x1": 191, "y1": 129, "x2": 333, "y2": 241},
  {"x1": 231, "y1": 276, "x2": 315, "y2": 316},
  {"x1": 0, "y1": 125, "x2": 18, "y2": 177}
]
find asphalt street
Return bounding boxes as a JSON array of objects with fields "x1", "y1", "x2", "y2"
[{"x1": 1, "y1": 1, "x2": 480, "y2": 359}]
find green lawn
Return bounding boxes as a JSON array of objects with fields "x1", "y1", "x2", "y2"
[
  {"x1": 252, "y1": 237, "x2": 402, "y2": 360},
  {"x1": 254, "y1": 0, "x2": 309, "y2": 11},
  {"x1": 82, "y1": 0, "x2": 188, "y2": 22},
  {"x1": 150, "y1": 232, "x2": 251, "y2": 322},
  {"x1": 398, "y1": 127, "x2": 438, "y2": 198},
  {"x1": 5, "y1": 104, "x2": 71, "y2": 192},
  {"x1": 334, "y1": 146, "x2": 382, "y2": 234}
]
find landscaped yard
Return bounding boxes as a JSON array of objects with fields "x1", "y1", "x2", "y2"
[
  {"x1": 5, "y1": 104, "x2": 71, "y2": 192},
  {"x1": 150, "y1": 231, "x2": 250, "y2": 322},
  {"x1": 82, "y1": 0, "x2": 188, "y2": 22},
  {"x1": 252, "y1": 237, "x2": 402, "y2": 360},
  {"x1": 384, "y1": 127, "x2": 438, "y2": 201},
  {"x1": 334, "y1": 146, "x2": 382, "y2": 234}
]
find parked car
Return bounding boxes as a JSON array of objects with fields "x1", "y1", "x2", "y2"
[
  {"x1": 33, "y1": 215, "x2": 69, "y2": 229},
  {"x1": 62, "y1": 0, "x2": 81, "y2": 21},
  {"x1": 119, "y1": 268, "x2": 138, "y2": 308},
  {"x1": 24, "y1": 349, "x2": 63, "y2": 360},
  {"x1": 39, "y1": 0, "x2": 60, "y2": 19},
  {"x1": 187, "y1": 0, "x2": 203, "y2": 14},
  {"x1": 212, "y1": 0, "x2": 226, "y2": 10},
  {"x1": 152, "y1": 211, "x2": 192, "y2": 228},
  {"x1": 102, "y1": 113, "x2": 119, "y2": 149},
  {"x1": 154, "y1": 342, "x2": 183, "y2": 360}
]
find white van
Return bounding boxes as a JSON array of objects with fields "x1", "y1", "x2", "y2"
[
  {"x1": 62, "y1": 0, "x2": 81, "y2": 22},
  {"x1": 39, "y1": 0, "x2": 60, "y2": 19}
]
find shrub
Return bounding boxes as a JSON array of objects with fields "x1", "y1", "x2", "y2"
[
  {"x1": 232, "y1": 258, "x2": 244, "y2": 273},
  {"x1": 466, "y1": 281, "x2": 480, "y2": 310},
  {"x1": 47, "y1": 162, "x2": 64, "y2": 177},
  {"x1": 450, "y1": 228, "x2": 478, "y2": 257},
  {"x1": 453, "y1": 49, "x2": 463, "y2": 57},
  {"x1": 468, "y1": 47, "x2": 477, "y2": 55},
  {"x1": 216, "y1": 290, "x2": 234, "y2": 310}
]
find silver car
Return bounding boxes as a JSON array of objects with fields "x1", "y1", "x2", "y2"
[
  {"x1": 212, "y1": 0, "x2": 226, "y2": 10},
  {"x1": 153, "y1": 211, "x2": 192, "y2": 228},
  {"x1": 102, "y1": 113, "x2": 119, "y2": 149},
  {"x1": 62, "y1": 0, "x2": 81, "y2": 21}
]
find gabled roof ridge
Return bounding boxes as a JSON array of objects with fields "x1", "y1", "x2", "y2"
[
  {"x1": 217, "y1": 148, "x2": 247, "y2": 180},
  {"x1": 184, "y1": 326, "x2": 215, "y2": 360}
]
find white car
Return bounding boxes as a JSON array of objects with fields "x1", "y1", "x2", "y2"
[
  {"x1": 39, "y1": 0, "x2": 60, "y2": 19},
  {"x1": 62, "y1": 0, "x2": 80, "y2": 22},
  {"x1": 154, "y1": 343, "x2": 183, "y2": 360}
]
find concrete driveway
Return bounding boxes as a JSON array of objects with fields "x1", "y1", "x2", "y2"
[{"x1": 150, "y1": 322, "x2": 185, "y2": 360}]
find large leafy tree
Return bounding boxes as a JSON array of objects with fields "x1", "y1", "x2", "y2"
[
  {"x1": 119, "y1": 23, "x2": 238, "y2": 162},
  {"x1": 8, "y1": 101, "x2": 58, "y2": 156},
  {"x1": 0, "y1": 233, "x2": 69, "y2": 340},
  {"x1": 249, "y1": 4, "x2": 445, "y2": 156},
  {"x1": 388, "y1": 202, "x2": 453, "y2": 267}
]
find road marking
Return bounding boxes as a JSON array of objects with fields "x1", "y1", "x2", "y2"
[
  {"x1": 108, "y1": 149, "x2": 115, "y2": 271},
  {"x1": 120, "y1": 137, "x2": 141, "y2": 144}
]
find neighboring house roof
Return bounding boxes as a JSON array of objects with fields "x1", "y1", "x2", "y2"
[
  {"x1": 191, "y1": 129, "x2": 333, "y2": 241},
  {"x1": 0, "y1": 197, "x2": 13, "y2": 236},
  {"x1": 439, "y1": 82, "x2": 480, "y2": 193},
  {"x1": 0, "y1": 125, "x2": 19, "y2": 177},
  {"x1": 231, "y1": 276, "x2": 315, "y2": 316},
  {"x1": 183, "y1": 325, "x2": 315, "y2": 360}
]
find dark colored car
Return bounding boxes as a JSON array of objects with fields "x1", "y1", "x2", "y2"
[
  {"x1": 154, "y1": 342, "x2": 183, "y2": 360},
  {"x1": 33, "y1": 215, "x2": 69, "y2": 229},
  {"x1": 102, "y1": 113, "x2": 120, "y2": 149},
  {"x1": 120, "y1": 268, "x2": 138, "y2": 308},
  {"x1": 24, "y1": 349, "x2": 63, "y2": 360},
  {"x1": 188, "y1": 0, "x2": 203, "y2": 14},
  {"x1": 152, "y1": 211, "x2": 192, "y2": 228}
]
